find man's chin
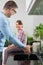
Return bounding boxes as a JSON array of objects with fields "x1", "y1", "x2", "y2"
[{"x1": 7, "y1": 16, "x2": 11, "y2": 18}]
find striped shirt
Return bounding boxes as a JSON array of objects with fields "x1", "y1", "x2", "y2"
[{"x1": 16, "y1": 28, "x2": 27, "y2": 45}]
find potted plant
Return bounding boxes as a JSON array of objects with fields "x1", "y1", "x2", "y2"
[
  {"x1": 27, "y1": 36, "x2": 34, "y2": 45},
  {"x1": 33, "y1": 23, "x2": 43, "y2": 40},
  {"x1": 4, "y1": 40, "x2": 9, "y2": 47}
]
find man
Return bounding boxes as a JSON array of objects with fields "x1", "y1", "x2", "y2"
[{"x1": 0, "y1": 1, "x2": 31, "y2": 65}]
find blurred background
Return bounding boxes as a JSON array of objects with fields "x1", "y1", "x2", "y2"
[
  {"x1": 0, "y1": 0, "x2": 43, "y2": 36},
  {"x1": 0, "y1": 0, "x2": 43, "y2": 65}
]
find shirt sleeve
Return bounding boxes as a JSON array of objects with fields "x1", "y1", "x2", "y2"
[{"x1": 0, "y1": 21, "x2": 26, "y2": 48}]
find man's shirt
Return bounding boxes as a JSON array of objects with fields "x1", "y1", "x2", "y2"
[{"x1": 0, "y1": 12, "x2": 26, "y2": 52}]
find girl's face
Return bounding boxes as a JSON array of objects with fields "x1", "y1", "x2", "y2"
[
  {"x1": 16, "y1": 22, "x2": 19, "y2": 29},
  {"x1": 16, "y1": 22, "x2": 23, "y2": 30}
]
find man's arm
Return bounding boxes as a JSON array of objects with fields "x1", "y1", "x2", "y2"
[{"x1": 1, "y1": 21, "x2": 26, "y2": 48}]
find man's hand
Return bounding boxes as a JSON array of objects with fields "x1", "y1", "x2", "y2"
[
  {"x1": 8, "y1": 44, "x2": 15, "y2": 48},
  {"x1": 23, "y1": 45, "x2": 31, "y2": 54}
]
